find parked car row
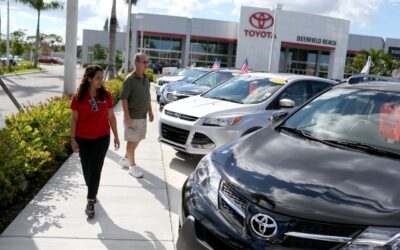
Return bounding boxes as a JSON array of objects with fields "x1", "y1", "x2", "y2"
[
  {"x1": 159, "y1": 72, "x2": 336, "y2": 154},
  {"x1": 173, "y1": 74, "x2": 400, "y2": 250},
  {"x1": 159, "y1": 68, "x2": 241, "y2": 110},
  {"x1": 155, "y1": 71, "x2": 400, "y2": 249}
]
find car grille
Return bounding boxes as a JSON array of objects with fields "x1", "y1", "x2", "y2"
[
  {"x1": 160, "y1": 123, "x2": 189, "y2": 145},
  {"x1": 219, "y1": 182, "x2": 247, "y2": 227},
  {"x1": 164, "y1": 110, "x2": 198, "y2": 122},
  {"x1": 217, "y1": 182, "x2": 366, "y2": 250},
  {"x1": 191, "y1": 132, "x2": 214, "y2": 146}
]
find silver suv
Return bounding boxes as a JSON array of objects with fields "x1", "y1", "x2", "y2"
[{"x1": 159, "y1": 72, "x2": 337, "y2": 154}]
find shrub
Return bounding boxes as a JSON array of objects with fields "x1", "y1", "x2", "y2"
[
  {"x1": 0, "y1": 97, "x2": 71, "y2": 207},
  {"x1": 145, "y1": 68, "x2": 157, "y2": 82},
  {"x1": 0, "y1": 77, "x2": 124, "y2": 208},
  {"x1": 105, "y1": 75, "x2": 124, "y2": 104}
]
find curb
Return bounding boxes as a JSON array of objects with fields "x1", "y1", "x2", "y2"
[{"x1": 1, "y1": 70, "x2": 49, "y2": 78}]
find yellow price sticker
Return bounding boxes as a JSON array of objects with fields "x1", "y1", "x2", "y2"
[{"x1": 270, "y1": 78, "x2": 287, "y2": 84}]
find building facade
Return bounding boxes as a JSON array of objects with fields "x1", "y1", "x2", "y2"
[{"x1": 82, "y1": 6, "x2": 400, "y2": 80}]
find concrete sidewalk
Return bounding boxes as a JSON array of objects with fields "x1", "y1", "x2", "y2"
[{"x1": 0, "y1": 95, "x2": 175, "y2": 250}]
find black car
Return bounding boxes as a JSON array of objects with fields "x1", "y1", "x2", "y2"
[{"x1": 177, "y1": 76, "x2": 400, "y2": 250}]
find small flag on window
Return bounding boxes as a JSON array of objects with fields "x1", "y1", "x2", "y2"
[
  {"x1": 241, "y1": 57, "x2": 249, "y2": 73},
  {"x1": 211, "y1": 59, "x2": 221, "y2": 70},
  {"x1": 189, "y1": 62, "x2": 196, "y2": 68}
]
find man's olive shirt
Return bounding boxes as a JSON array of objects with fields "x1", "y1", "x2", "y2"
[{"x1": 120, "y1": 72, "x2": 150, "y2": 119}]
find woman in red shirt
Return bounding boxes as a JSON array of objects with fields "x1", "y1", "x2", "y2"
[{"x1": 70, "y1": 65, "x2": 120, "y2": 218}]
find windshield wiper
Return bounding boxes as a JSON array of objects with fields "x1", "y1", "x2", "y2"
[
  {"x1": 322, "y1": 140, "x2": 400, "y2": 159},
  {"x1": 280, "y1": 126, "x2": 312, "y2": 139},
  {"x1": 209, "y1": 96, "x2": 243, "y2": 104}
]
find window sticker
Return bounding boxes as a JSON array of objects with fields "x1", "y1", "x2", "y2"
[
  {"x1": 270, "y1": 79, "x2": 287, "y2": 84},
  {"x1": 379, "y1": 103, "x2": 400, "y2": 141}
]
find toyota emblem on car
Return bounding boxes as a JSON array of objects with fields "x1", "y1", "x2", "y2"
[{"x1": 250, "y1": 213, "x2": 278, "y2": 238}]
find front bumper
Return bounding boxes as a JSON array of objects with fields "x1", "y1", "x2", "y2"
[
  {"x1": 158, "y1": 112, "x2": 242, "y2": 155},
  {"x1": 177, "y1": 176, "x2": 269, "y2": 250}
]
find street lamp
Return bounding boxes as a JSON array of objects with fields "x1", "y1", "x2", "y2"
[
  {"x1": 268, "y1": 3, "x2": 282, "y2": 72},
  {"x1": 136, "y1": 14, "x2": 144, "y2": 52}
]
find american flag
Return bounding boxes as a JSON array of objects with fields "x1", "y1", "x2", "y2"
[
  {"x1": 241, "y1": 58, "x2": 249, "y2": 73},
  {"x1": 211, "y1": 59, "x2": 220, "y2": 70}
]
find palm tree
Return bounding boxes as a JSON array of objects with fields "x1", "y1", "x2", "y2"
[
  {"x1": 14, "y1": 0, "x2": 63, "y2": 68},
  {"x1": 105, "y1": 0, "x2": 117, "y2": 80},
  {"x1": 125, "y1": 0, "x2": 138, "y2": 73},
  {"x1": 346, "y1": 49, "x2": 394, "y2": 76}
]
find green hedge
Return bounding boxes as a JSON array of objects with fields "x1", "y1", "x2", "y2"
[
  {"x1": 0, "y1": 63, "x2": 39, "y2": 75},
  {"x1": 0, "y1": 77, "x2": 124, "y2": 208},
  {"x1": 145, "y1": 68, "x2": 157, "y2": 82}
]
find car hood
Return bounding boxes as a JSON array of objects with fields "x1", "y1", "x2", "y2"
[
  {"x1": 163, "y1": 95, "x2": 255, "y2": 118},
  {"x1": 169, "y1": 83, "x2": 210, "y2": 95},
  {"x1": 158, "y1": 76, "x2": 184, "y2": 82},
  {"x1": 212, "y1": 126, "x2": 400, "y2": 226}
]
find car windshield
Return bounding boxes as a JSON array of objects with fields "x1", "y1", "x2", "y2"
[
  {"x1": 195, "y1": 71, "x2": 239, "y2": 87},
  {"x1": 182, "y1": 69, "x2": 210, "y2": 83},
  {"x1": 170, "y1": 68, "x2": 186, "y2": 76},
  {"x1": 202, "y1": 75, "x2": 285, "y2": 104},
  {"x1": 283, "y1": 88, "x2": 400, "y2": 155}
]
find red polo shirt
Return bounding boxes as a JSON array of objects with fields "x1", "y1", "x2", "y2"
[{"x1": 70, "y1": 91, "x2": 114, "y2": 139}]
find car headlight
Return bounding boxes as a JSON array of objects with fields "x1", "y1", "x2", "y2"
[
  {"x1": 203, "y1": 115, "x2": 242, "y2": 127},
  {"x1": 193, "y1": 154, "x2": 221, "y2": 208},
  {"x1": 343, "y1": 227, "x2": 400, "y2": 249}
]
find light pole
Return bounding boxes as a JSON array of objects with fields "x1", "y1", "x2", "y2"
[
  {"x1": 136, "y1": 15, "x2": 144, "y2": 52},
  {"x1": 268, "y1": 3, "x2": 282, "y2": 72},
  {"x1": 6, "y1": 0, "x2": 9, "y2": 66}
]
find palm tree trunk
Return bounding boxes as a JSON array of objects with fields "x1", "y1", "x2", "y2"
[
  {"x1": 34, "y1": 10, "x2": 41, "y2": 68},
  {"x1": 127, "y1": 1, "x2": 132, "y2": 71},
  {"x1": 106, "y1": 0, "x2": 117, "y2": 80}
]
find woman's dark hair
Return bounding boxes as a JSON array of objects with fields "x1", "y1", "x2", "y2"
[{"x1": 77, "y1": 65, "x2": 107, "y2": 102}]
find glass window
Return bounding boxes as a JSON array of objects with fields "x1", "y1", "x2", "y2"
[
  {"x1": 284, "y1": 88, "x2": 400, "y2": 154},
  {"x1": 203, "y1": 75, "x2": 284, "y2": 104}
]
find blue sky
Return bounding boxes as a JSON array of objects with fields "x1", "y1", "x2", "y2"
[{"x1": 0, "y1": 0, "x2": 399, "y2": 45}]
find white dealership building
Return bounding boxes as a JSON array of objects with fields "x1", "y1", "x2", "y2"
[{"x1": 82, "y1": 6, "x2": 400, "y2": 80}]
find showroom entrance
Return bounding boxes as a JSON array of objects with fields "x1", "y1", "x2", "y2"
[{"x1": 279, "y1": 44, "x2": 332, "y2": 78}]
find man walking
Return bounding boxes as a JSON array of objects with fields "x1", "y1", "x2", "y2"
[{"x1": 119, "y1": 52, "x2": 154, "y2": 178}]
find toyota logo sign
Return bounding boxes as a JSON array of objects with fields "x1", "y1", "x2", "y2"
[
  {"x1": 250, "y1": 213, "x2": 278, "y2": 238},
  {"x1": 249, "y1": 12, "x2": 274, "y2": 30}
]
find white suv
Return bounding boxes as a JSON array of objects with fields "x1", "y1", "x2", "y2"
[{"x1": 159, "y1": 72, "x2": 336, "y2": 154}]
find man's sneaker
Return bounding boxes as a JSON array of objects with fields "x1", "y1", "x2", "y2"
[
  {"x1": 118, "y1": 157, "x2": 130, "y2": 169},
  {"x1": 128, "y1": 166, "x2": 143, "y2": 178},
  {"x1": 85, "y1": 200, "x2": 95, "y2": 218}
]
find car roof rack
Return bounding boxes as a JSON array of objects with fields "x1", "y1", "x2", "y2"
[{"x1": 347, "y1": 74, "x2": 400, "y2": 84}]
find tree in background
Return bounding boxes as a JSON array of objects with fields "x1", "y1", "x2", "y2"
[
  {"x1": 345, "y1": 49, "x2": 396, "y2": 76},
  {"x1": 14, "y1": 0, "x2": 63, "y2": 67},
  {"x1": 92, "y1": 43, "x2": 107, "y2": 62},
  {"x1": 11, "y1": 29, "x2": 27, "y2": 56},
  {"x1": 103, "y1": 18, "x2": 109, "y2": 31},
  {"x1": 125, "y1": 0, "x2": 138, "y2": 72}
]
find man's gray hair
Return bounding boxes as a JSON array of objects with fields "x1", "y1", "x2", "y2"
[{"x1": 134, "y1": 52, "x2": 146, "y2": 63}]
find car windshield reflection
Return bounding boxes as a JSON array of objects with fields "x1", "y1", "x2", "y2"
[
  {"x1": 202, "y1": 75, "x2": 285, "y2": 104},
  {"x1": 283, "y1": 88, "x2": 400, "y2": 155}
]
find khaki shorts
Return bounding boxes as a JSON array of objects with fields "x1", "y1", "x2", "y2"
[{"x1": 124, "y1": 119, "x2": 147, "y2": 142}]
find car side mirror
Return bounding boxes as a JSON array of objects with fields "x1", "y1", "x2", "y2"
[
  {"x1": 270, "y1": 110, "x2": 290, "y2": 124},
  {"x1": 279, "y1": 98, "x2": 295, "y2": 108}
]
